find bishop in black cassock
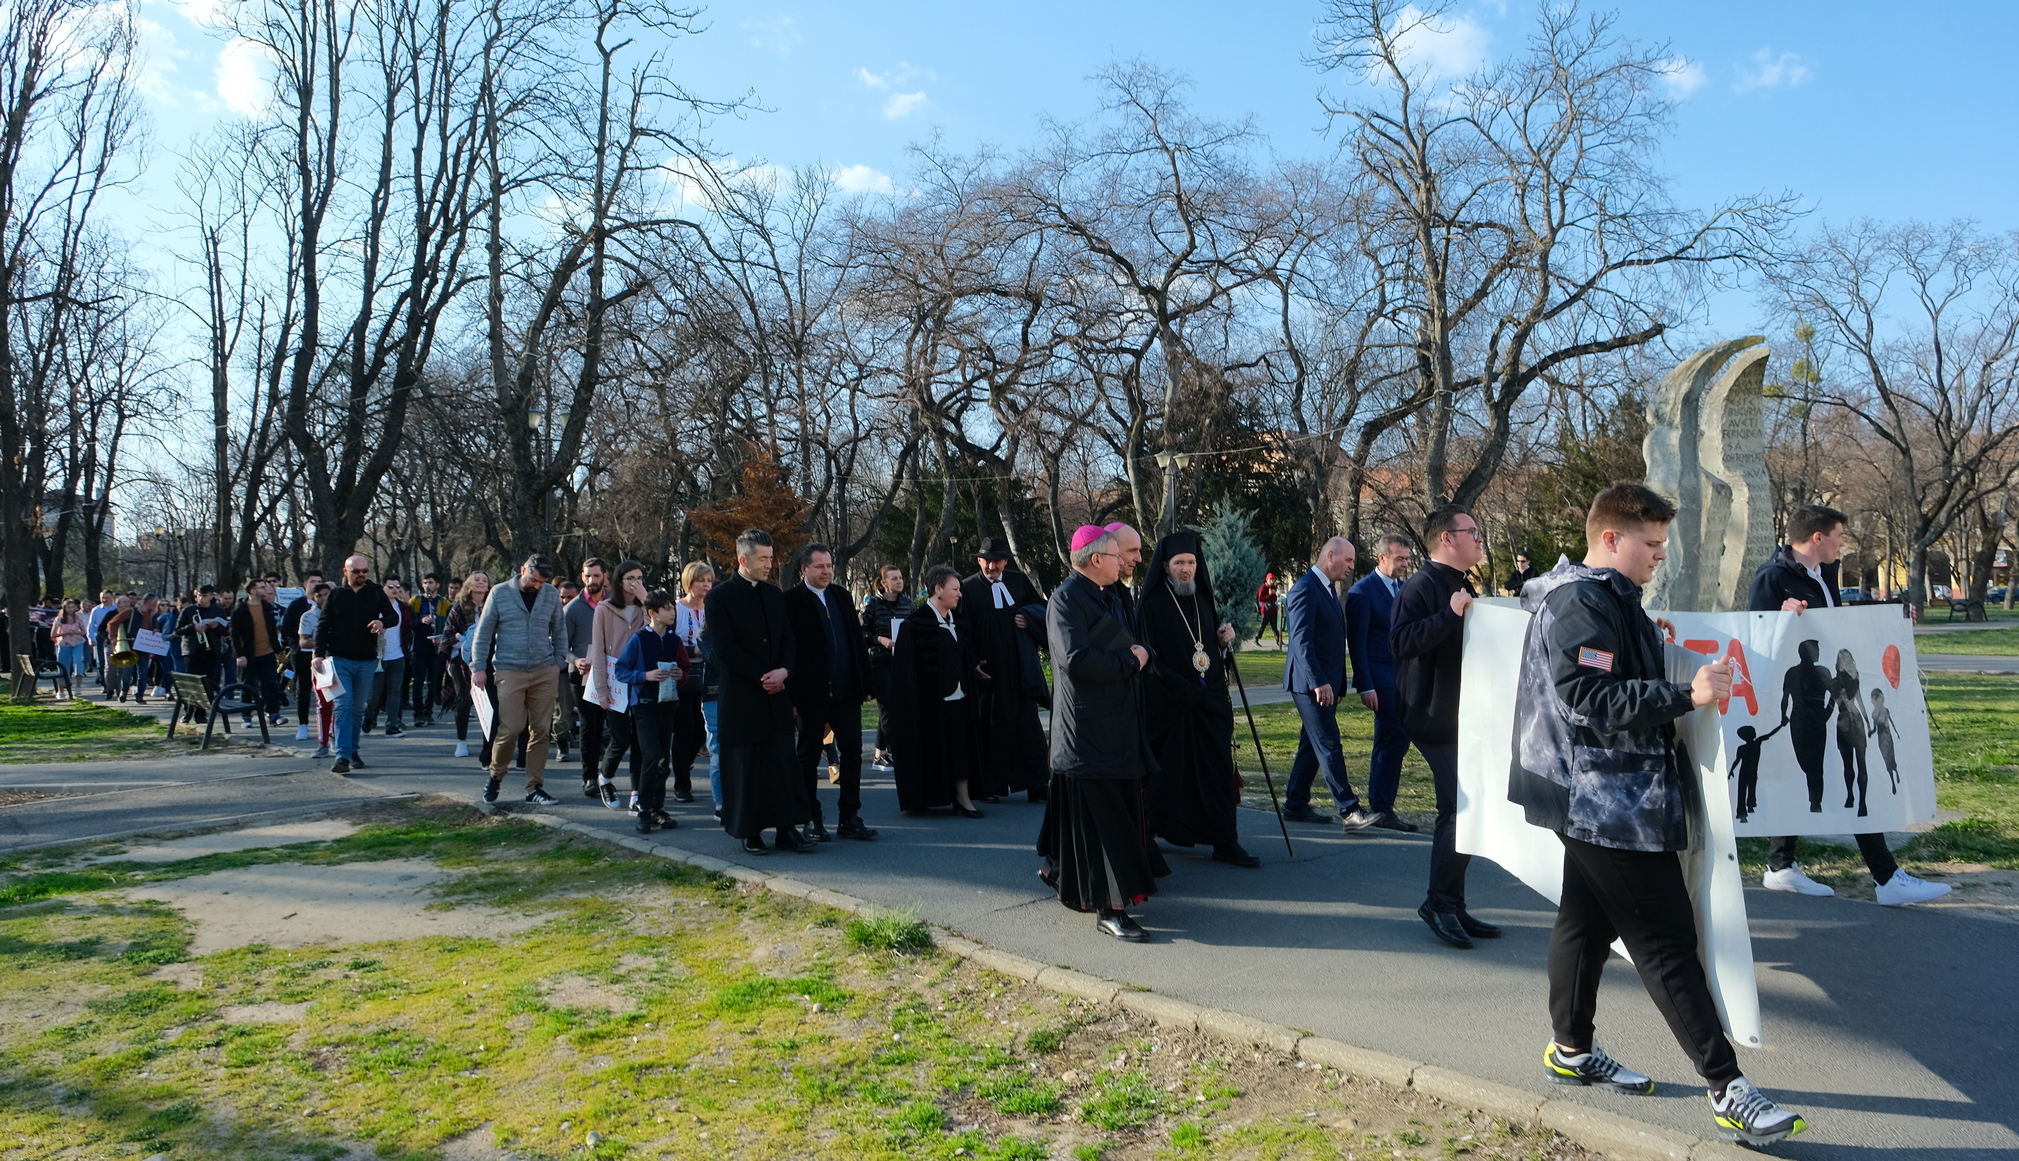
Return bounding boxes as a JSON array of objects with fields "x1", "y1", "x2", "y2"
[
  {"x1": 1136, "y1": 531, "x2": 1259, "y2": 867},
  {"x1": 956, "y1": 538, "x2": 1048, "y2": 802}
]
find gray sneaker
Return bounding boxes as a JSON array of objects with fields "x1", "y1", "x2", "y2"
[{"x1": 1710, "y1": 1077, "x2": 1808, "y2": 1145}]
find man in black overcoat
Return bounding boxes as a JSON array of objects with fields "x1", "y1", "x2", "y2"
[
  {"x1": 703, "y1": 529, "x2": 815, "y2": 855},
  {"x1": 956, "y1": 537, "x2": 1048, "y2": 802},
  {"x1": 1137, "y1": 530, "x2": 1256, "y2": 867},
  {"x1": 1040, "y1": 524, "x2": 1165, "y2": 942},
  {"x1": 783, "y1": 542, "x2": 878, "y2": 842}
]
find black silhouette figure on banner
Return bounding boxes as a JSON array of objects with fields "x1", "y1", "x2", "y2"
[
  {"x1": 1780, "y1": 639, "x2": 1834, "y2": 812},
  {"x1": 1729, "y1": 718, "x2": 1789, "y2": 823},
  {"x1": 1832, "y1": 649, "x2": 1872, "y2": 816},
  {"x1": 1868, "y1": 688, "x2": 1901, "y2": 795}
]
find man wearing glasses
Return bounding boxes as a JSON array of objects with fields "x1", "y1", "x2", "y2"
[
  {"x1": 315, "y1": 555, "x2": 399, "y2": 775},
  {"x1": 470, "y1": 554, "x2": 570, "y2": 805},
  {"x1": 1391, "y1": 505, "x2": 1499, "y2": 950}
]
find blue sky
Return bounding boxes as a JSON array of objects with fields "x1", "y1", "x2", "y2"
[{"x1": 126, "y1": 0, "x2": 2017, "y2": 315}]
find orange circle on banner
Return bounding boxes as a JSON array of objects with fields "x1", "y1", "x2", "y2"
[{"x1": 1882, "y1": 644, "x2": 1902, "y2": 689}]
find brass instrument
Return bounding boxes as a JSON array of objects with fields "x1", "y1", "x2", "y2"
[{"x1": 110, "y1": 625, "x2": 139, "y2": 669}]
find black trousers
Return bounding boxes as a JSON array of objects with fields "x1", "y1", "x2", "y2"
[
  {"x1": 1549, "y1": 834, "x2": 1741, "y2": 1088},
  {"x1": 577, "y1": 696, "x2": 607, "y2": 784},
  {"x1": 1417, "y1": 741, "x2": 1471, "y2": 913},
  {"x1": 600, "y1": 707, "x2": 640, "y2": 786},
  {"x1": 630, "y1": 701, "x2": 677, "y2": 814},
  {"x1": 795, "y1": 691, "x2": 863, "y2": 822},
  {"x1": 671, "y1": 692, "x2": 705, "y2": 796},
  {"x1": 408, "y1": 649, "x2": 444, "y2": 722},
  {"x1": 243, "y1": 653, "x2": 283, "y2": 718},
  {"x1": 292, "y1": 648, "x2": 315, "y2": 724},
  {"x1": 1767, "y1": 833, "x2": 1897, "y2": 885}
]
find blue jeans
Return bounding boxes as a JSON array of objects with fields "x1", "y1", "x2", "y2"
[
  {"x1": 1364, "y1": 686, "x2": 1409, "y2": 815},
  {"x1": 703, "y1": 700, "x2": 721, "y2": 806},
  {"x1": 1284, "y1": 690, "x2": 1361, "y2": 814},
  {"x1": 329, "y1": 657, "x2": 380, "y2": 761}
]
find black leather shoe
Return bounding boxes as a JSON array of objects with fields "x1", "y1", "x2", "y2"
[
  {"x1": 1096, "y1": 911, "x2": 1149, "y2": 942},
  {"x1": 1419, "y1": 902, "x2": 1474, "y2": 949},
  {"x1": 1027, "y1": 788, "x2": 1048, "y2": 803},
  {"x1": 776, "y1": 828, "x2": 817, "y2": 853},
  {"x1": 1211, "y1": 843, "x2": 1262, "y2": 868},
  {"x1": 804, "y1": 817, "x2": 832, "y2": 842},
  {"x1": 1457, "y1": 911, "x2": 1502, "y2": 938},
  {"x1": 953, "y1": 803, "x2": 984, "y2": 818},
  {"x1": 634, "y1": 812, "x2": 655, "y2": 834},
  {"x1": 837, "y1": 815, "x2": 879, "y2": 841},
  {"x1": 739, "y1": 836, "x2": 771, "y2": 857},
  {"x1": 1282, "y1": 805, "x2": 1333, "y2": 824},
  {"x1": 1372, "y1": 811, "x2": 1420, "y2": 833}
]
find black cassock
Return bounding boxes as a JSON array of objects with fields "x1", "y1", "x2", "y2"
[
  {"x1": 1137, "y1": 578, "x2": 1240, "y2": 848},
  {"x1": 956, "y1": 570, "x2": 1048, "y2": 798},
  {"x1": 886, "y1": 603, "x2": 981, "y2": 811}
]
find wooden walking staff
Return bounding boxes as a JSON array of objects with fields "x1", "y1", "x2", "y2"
[{"x1": 1224, "y1": 646, "x2": 1292, "y2": 857}]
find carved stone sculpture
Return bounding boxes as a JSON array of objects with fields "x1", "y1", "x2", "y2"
[{"x1": 1643, "y1": 338, "x2": 1775, "y2": 611}]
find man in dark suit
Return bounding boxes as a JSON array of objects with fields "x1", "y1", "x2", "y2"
[
  {"x1": 1345, "y1": 533, "x2": 1419, "y2": 832},
  {"x1": 1281, "y1": 536, "x2": 1379, "y2": 830},
  {"x1": 783, "y1": 542, "x2": 878, "y2": 842},
  {"x1": 957, "y1": 537, "x2": 1049, "y2": 802},
  {"x1": 704, "y1": 529, "x2": 815, "y2": 856}
]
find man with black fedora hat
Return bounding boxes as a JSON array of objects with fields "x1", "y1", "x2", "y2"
[{"x1": 957, "y1": 537, "x2": 1050, "y2": 802}]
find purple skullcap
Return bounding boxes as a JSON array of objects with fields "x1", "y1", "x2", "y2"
[
  {"x1": 1104, "y1": 521, "x2": 1132, "y2": 534},
  {"x1": 1070, "y1": 525, "x2": 1110, "y2": 552}
]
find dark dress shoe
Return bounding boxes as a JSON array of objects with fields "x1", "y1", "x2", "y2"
[
  {"x1": 1457, "y1": 911, "x2": 1502, "y2": 938},
  {"x1": 1027, "y1": 788, "x2": 1048, "y2": 803},
  {"x1": 776, "y1": 828, "x2": 818, "y2": 853},
  {"x1": 804, "y1": 817, "x2": 832, "y2": 842},
  {"x1": 953, "y1": 804, "x2": 984, "y2": 818},
  {"x1": 739, "y1": 836, "x2": 771, "y2": 856},
  {"x1": 1282, "y1": 805, "x2": 1333, "y2": 824},
  {"x1": 1372, "y1": 811, "x2": 1420, "y2": 833},
  {"x1": 1419, "y1": 902, "x2": 1474, "y2": 949},
  {"x1": 1211, "y1": 843, "x2": 1262, "y2": 868},
  {"x1": 1096, "y1": 911, "x2": 1149, "y2": 941},
  {"x1": 837, "y1": 816, "x2": 879, "y2": 841}
]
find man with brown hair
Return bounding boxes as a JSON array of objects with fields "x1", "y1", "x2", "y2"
[
  {"x1": 1748, "y1": 503, "x2": 1950, "y2": 906},
  {"x1": 1510, "y1": 482, "x2": 1807, "y2": 1147}
]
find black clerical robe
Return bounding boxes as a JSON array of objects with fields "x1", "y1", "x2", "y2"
[
  {"x1": 956, "y1": 569, "x2": 1048, "y2": 797},
  {"x1": 1138, "y1": 579, "x2": 1240, "y2": 847}
]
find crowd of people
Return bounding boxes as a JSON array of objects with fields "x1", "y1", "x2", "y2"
[{"x1": 44, "y1": 489, "x2": 1980, "y2": 1145}]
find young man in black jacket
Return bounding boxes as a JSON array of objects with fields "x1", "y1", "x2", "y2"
[
  {"x1": 1511, "y1": 483, "x2": 1807, "y2": 1147},
  {"x1": 783, "y1": 543, "x2": 877, "y2": 842},
  {"x1": 1747, "y1": 504, "x2": 1951, "y2": 906},
  {"x1": 1391, "y1": 504, "x2": 1497, "y2": 949},
  {"x1": 860, "y1": 564, "x2": 912, "y2": 768}
]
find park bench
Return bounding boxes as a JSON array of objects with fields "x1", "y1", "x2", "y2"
[
  {"x1": 12, "y1": 654, "x2": 71, "y2": 700},
  {"x1": 1947, "y1": 598, "x2": 1987, "y2": 623},
  {"x1": 165, "y1": 673, "x2": 272, "y2": 752}
]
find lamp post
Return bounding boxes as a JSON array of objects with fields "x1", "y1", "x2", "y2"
[{"x1": 1153, "y1": 451, "x2": 1196, "y2": 537}]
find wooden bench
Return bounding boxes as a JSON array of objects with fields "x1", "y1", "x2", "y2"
[
  {"x1": 13, "y1": 654, "x2": 71, "y2": 700},
  {"x1": 164, "y1": 673, "x2": 272, "y2": 751}
]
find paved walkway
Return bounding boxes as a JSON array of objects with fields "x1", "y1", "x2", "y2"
[{"x1": 5, "y1": 701, "x2": 2015, "y2": 1159}]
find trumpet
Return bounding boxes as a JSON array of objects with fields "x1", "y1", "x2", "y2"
[{"x1": 110, "y1": 626, "x2": 139, "y2": 669}]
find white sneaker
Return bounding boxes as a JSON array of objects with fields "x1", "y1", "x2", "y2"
[
  {"x1": 454, "y1": 741, "x2": 470, "y2": 758},
  {"x1": 296, "y1": 725, "x2": 311, "y2": 741},
  {"x1": 1763, "y1": 864, "x2": 1834, "y2": 896},
  {"x1": 1875, "y1": 869, "x2": 1952, "y2": 906}
]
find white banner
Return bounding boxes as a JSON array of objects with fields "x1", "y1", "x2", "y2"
[
  {"x1": 132, "y1": 628, "x2": 171, "y2": 657},
  {"x1": 1457, "y1": 599, "x2": 1763, "y2": 1048}
]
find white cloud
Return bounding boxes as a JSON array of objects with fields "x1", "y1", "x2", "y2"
[
  {"x1": 741, "y1": 16, "x2": 801, "y2": 56},
  {"x1": 163, "y1": 0, "x2": 223, "y2": 30},
  {"x1": 1735, "y1": 48, "x2": 1810, "y2": 93},
  {"x1": 1655, "y1": 57, "x2": 1707, "y2": 99},
  {"x1": 215, "y1": 37, "x2": 270, "y2": 117},
  {"x1": 882, "y1": 91, "x2": 926, "y2": 119},
  {"x1": 1387, "y1": 3, "x2": 1490, "y2": 82},
  {"x1": 832, "y1": 164, "x2": 895, "y2": 195}
]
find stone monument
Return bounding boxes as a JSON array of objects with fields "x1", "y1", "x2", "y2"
[{"x1": 1643, "y1": 337, "x2": 1776, "y2": 612}]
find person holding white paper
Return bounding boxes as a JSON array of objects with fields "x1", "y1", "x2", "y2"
[
  {"x1": 588, "y1": 560, "x2": 650, "y2": 811},
  {"x1": 1510, "y1": 483, "x2": 1809, "y2": 1148}
]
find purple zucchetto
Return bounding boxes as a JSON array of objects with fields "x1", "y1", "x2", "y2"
[{"x1": 1070, "y1": 524, "x2": 1110, "y2": 552}]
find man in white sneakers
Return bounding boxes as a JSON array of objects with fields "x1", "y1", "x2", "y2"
[{"x1": 1747, "y1": 504, "x2": 1950, "y2": 907}]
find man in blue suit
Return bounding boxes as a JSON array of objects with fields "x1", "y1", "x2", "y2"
[
  {"x1": 1345, "y1": 533, "x2": 1421, "y2": 833},
  {"x1": 1281, "y1": 536, "x2": 1379, "y2": 830}
]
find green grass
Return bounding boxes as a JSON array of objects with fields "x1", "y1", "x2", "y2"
[
  {"x1": 844, "y1": 908, "x2": 935, "y2": 954},
  {"x1": 1239, "y1": 698, "x2": 1436, "y2": 816},
  {"x1": 0, "y1": 678, "x2": 164, "y2": 761},
  {"x1": 1918, "y1": 624, "x2": 2019, "y2": 655}
]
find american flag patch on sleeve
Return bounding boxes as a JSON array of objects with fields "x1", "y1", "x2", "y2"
[{"x1": 1577, "y1": 647, "x2": 1614, "y2": 672}]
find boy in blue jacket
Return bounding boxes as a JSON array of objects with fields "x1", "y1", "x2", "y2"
[{"x1": 613, "y1": 591, "x2": 687, "y2": 833}]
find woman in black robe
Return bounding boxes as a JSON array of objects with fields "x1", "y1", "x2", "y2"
[
  {"x1": 1136, "y1": 530, "x2": 1257, "y2": 866},
  {"x1": 886, "y1": 565, "x2": 986, "y2": 816}
]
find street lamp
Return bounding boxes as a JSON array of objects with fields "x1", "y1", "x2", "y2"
[{"x1": 1153, "y1": 451, "x2": 1197, "y2": 536}]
